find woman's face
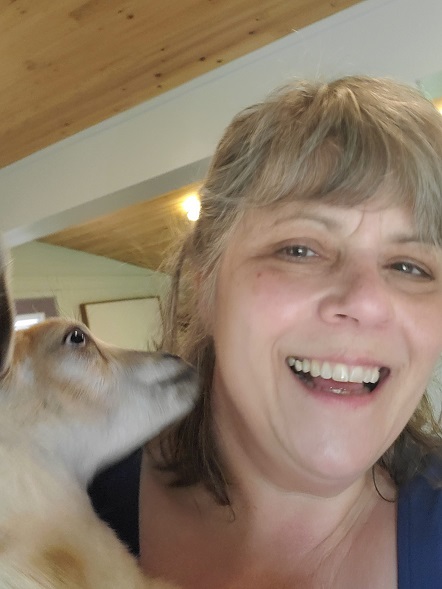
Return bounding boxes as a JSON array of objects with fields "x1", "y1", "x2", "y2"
[{"x1": 211, "y1": 198, "x2": 442, "y2": 495}]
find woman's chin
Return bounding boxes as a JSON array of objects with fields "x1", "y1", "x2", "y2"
[{"x1": 282, "y1": 444, "x2": 380, "y2": 496}]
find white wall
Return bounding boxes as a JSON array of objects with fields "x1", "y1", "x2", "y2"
[
  {"x1": 10, "y1": 241, "x2": 169, "y2": 322},
  {"x1": 2, "y1": 0, "x2": 442, "y2": 246}
]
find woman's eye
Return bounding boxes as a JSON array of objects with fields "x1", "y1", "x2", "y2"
[
  {"x1": 391, "y1": 261, "x2": 431, "y2": 278},
  {"x1": 278, "y1": 245, "x2": 317, "y2": 259}
]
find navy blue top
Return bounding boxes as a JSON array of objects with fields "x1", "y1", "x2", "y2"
[
  {"x1": 397, "y1": 462, "x2": 442, "y2": 588},
  {"x1": 88, "y1": 449, "x2": 142, "y2": 556},
  {"x1": 88, "y1": 452, "x2": 442, "y2": 586}
]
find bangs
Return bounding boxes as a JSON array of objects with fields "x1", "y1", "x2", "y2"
[{"x1": 205, "y1": 77, "x2": 442, "y2": 246}]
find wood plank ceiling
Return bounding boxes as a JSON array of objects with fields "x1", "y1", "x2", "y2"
[
  {"x1": 4, "y1": 0, "x2": 362, "y2": 270},
  {"x1": 42, "y1": 182, "x2": 202, "y2": 271}
]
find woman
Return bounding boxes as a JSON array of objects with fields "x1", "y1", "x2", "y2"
[{"x1": 90, "y1": 76, "x2": 442, "y2": 588}]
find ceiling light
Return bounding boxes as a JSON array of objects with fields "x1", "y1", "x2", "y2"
[
  {"x1": 182, "y1": 194, "x2": 201, "y2": 221},
  {"x1": 434, "y1": 97, "x2": 442, "y2": 114},
  {"x1": 417, "y1": 71, "x2": 442, "y2": 114}
]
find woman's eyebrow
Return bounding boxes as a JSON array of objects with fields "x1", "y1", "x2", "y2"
[
  {"x1": 269, "y1": 210, "x2": 440, "y2": 252},
  {"x1": 271, "y1": 211, "x2": 341, "y2": 230},
  {"x1": 392, "y1": 234, "x2": 435, "y2": 246},
  {"x1": 272, "y1": 214, "x2": 437, "y2": 246}
]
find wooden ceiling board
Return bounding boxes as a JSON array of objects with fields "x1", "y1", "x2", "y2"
[
  {"x1": 39, "y1": 182, "x2": 201, "y2": 270},
  {"x1": 1, "y1": 0, "x2": 361, "y2": 169}
]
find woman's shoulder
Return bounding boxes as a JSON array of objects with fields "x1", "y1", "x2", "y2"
[
  {"x1": 399, "y1": 455, "x2": 442, "y2": 520},
  {"x1": 397, "y1": 456, "x2": 442, "y2": 588}
]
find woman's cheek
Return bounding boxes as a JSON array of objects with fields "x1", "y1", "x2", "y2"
[{"x1": 248, "y1": 266, "x2": 319, "y2": 322}]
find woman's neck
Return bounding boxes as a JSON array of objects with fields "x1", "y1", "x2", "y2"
[
  {"x1": 227, "y1": 461, "x2": 378, "y2": 560},
  {"x1": 140, "y1": 442, "x2": 397, "y2": 588},
  {"x1": 211, "y1": 388, "x2": 392, "y2": 569}
]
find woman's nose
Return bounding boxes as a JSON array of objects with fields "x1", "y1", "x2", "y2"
[{"x1": 318, "y1": 262, "x2": 393, "y2": 327}]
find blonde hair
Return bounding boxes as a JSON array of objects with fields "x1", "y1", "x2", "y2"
[{"x1": 157, "y1": 76, "x2": 442, "y2": 504}]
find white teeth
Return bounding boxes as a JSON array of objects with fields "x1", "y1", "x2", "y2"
[
  {"x1": 332, "y1": 363, "x2": 349, "y2": 382},
  {"x1": 369, "y1": 368, "x2": 380, "y2": 383},
  {"x1": 302, "y1": 359, "x2": 310, "y2": 373},
  {"x1": 362, "y1": 367, "x2": 381, "y2": 384},
  {"x1": 321, "y1": 362, "x2": 332, "y2": 379},
  {"x1": 287, "y1": 356, "x2": 381, "y2": 385},
  {"x1": 310, "y1": 360, "x2": 321, "y2": 377},
  {"x1": 349, "y1": 366, "x2": 364, "y2": 383}
]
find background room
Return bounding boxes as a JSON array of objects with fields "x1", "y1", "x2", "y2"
[{"x1": 1, "y1": 0, "x2": 442, "y2": 353}]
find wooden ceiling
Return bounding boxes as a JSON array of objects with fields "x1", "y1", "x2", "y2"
[
  {"x1": 5, "y1": 0, "x2": 361, "y2": 270},
  {"x1": 41, "y1": 182, "x2": 201, "y2": 271}
]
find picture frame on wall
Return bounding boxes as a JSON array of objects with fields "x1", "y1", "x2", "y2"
[{"x1": 80, "y1": 296, "x2": 162, "y2": 351}]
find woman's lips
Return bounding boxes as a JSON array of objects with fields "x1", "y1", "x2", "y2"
[{"x1": 287, "y1": 356, "x2": 390, "y2": 395}]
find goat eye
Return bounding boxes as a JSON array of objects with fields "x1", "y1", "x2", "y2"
[{"x1": 64, "y1": 328, "x2": 87, "y2": 346}]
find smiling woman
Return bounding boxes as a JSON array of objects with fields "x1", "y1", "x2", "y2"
[{"x1": 90, "y1": 76, "x2": 442, "y2": 588}]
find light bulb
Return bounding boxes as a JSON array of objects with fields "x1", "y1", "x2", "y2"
[{"x1": 182, "y1": 194, "x2": 201, "y2": 221}]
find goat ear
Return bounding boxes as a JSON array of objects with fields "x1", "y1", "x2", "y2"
[{"x1": 0, "y1": 246, "x2": 14, "y2": 378}]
